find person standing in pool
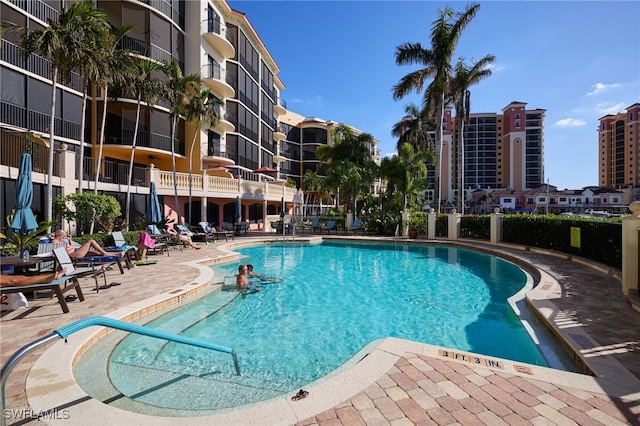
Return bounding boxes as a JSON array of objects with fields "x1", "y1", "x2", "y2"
[
  {"x1": 246, "y1": 264, "x2": 264, "y2": 280},
  {"x1": 236, "y1": 264, "x2": 259, "y2": 296}
]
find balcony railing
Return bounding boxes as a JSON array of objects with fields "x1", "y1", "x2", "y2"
[
  {"x1": 1, "y1": 40, "x2": 83, "y2": 92},
  {"x1": 1, "y1": 102, "x2": 81, "y2": 141},
  {"x1": 7, "y1": 0, "x2": 58, "y2": 24},
  {"x1": 0, "y1": 129, "x2": 52, "y2": 175},
  {"x1": 82, "y1": 157, "x2": 147, "y2": 186}
]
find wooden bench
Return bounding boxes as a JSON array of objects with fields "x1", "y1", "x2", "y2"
[{"x1": 1, "y1": 276, "x2": 85, "y2": 313}]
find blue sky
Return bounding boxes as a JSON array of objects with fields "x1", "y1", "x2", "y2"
[{"x1": 228, "y1": 1, "x2": 640, "y2": 190}]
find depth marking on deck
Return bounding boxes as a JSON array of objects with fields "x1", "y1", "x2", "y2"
[{"x1": 438, "y1": 349, "x2": 504, "y2": 369}]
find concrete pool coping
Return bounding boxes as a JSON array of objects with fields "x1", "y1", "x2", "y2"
[{"x1": 15, "y1": 237, "x2": 640, "y2": 424}]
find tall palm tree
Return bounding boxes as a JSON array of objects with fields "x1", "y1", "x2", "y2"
[
  {"x1": 393, "y1": 3, "x2": 481, "y2": 213},
  {"x1": 75, "y1": 21, "x2": 111, "y2": 194},
  {"x1": 122, "y1": 58, "x2": 165, "y2": 228},
  {"x1": 183, "y1": 87, "x2": 222, "y2": 225},
  {"x1": 93, "y1": 24, "x2": 135, "y2": 192},
  {"x1": 18, "y1": 1, "x2": 110, "y2": 223},
  {"x1": 450, "y1": 55, "x2": 495, "y2": 213},
  {"x1": 161, "y1": 58, "x2": 202, "y2": 225}
]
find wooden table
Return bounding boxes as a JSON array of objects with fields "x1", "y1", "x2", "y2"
[{"x1": 1, "y1": 255, "x2": 55, "y2": 274}]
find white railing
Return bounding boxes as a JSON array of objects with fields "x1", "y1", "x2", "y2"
[{"x1": 152, "y1": 169, "x2": 301, "y2": 202}]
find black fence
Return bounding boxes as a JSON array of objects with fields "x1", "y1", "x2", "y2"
[
  {"x1": 502, "y1": 216, "x2": 622, "y2": 269},
  {"x1": 460, "y1": 215, "x2": 491, "y2": 240}
]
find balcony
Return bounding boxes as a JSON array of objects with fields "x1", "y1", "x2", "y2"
[
  {"x1": 202, "y1": 63, "x2": 235, "y2": 99},
  {"x1": 274, "y1": 126, "x2": 286, "y2": 141},
  {"x1": 274, "y1": 98, "x2": 287, "y2": 116},
  {"x1": 201, "y1": 19, "x2": 235, "y2": 59},
  {"x1": 213, "y1": 118, "x2": 235, "y2": 134}
]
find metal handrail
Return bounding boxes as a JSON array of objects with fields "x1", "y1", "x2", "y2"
[{"x1": 1, "y1": 316, "x2": 240, "y2": 425}]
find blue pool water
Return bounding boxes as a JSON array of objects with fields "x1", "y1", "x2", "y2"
[{"x1": 81, "y1": 241, "x2": 569, "y2": 414}]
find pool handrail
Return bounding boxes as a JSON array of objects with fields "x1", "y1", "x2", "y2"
[{"x1": 1, "y1": 316, "x2": 241, "y2": 426}]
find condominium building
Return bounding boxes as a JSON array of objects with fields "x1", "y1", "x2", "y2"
[
  {"x1": 0, "y1": 0, "x2": 378, "y2": 230},
  {"x1": 598, "y1": 103, "x2": 640, "y2": 188},
  {"x1": 437, "y1": 101, "x2": 545, "y2": 208}
]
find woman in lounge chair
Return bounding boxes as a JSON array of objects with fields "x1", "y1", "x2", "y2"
[
  {"x1": 165, "y1": 226, "x2": 200, "y2": 249},
  {"x1": 51, "y1": 230, "x2": 117, "y2": 258}
]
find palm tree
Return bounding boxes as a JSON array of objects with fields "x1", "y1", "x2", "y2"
[
  {"x1": 122, "y1": 58, "x2": 165, "y2": 228},
  {"x1": 316, "y1": 124, "x2": 377, "y2": 214},
  {"x1": 75, "y1": 20, "x2": 111, "y2": 194},
  {"x1": 93, "y1": 25, "x2": 135, "y2": 192},
  {"x1": 183, "y1": 87, "x2": 222, "y2": 225},
  {"x1": 393, "y1": 3, "x2": 481, "y2": 213},
  {"x1": 391, "y1": 103, "x2": 434, "y2": 153},
  {"x1": 383, "y1": 143, "x2": 432, "y2": 211},
  {"x1": 450, "y1": 55, "x2": 495, "y2": 213},
  {"x1": 161, "y1": 58, "x2": 202, "y2": 225},
  {"x1": 302, "y1": 170, "x2": 324, "y2": 216},
  {"x1": 18, "y1": 1, "x2": 110, "y2": 223}
]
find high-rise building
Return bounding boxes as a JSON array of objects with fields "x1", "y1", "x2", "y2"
[
  {"x1": 438, "y1": 101, "x2": 545, "y2": 208},
  {"x1": 0, "y1": 0, "x2": 378, "y2": 228},
  {"x1": 598, "y1": 103, "x2": 640, "y2": 188}
]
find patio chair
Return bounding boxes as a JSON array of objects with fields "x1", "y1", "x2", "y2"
[
  {"x1": 147, "y1": 224, "x2": 180, "y2": 253},
  {"x1": 349, "y1": 218, "x2": 363, "y2": 234},
  {"x1": 308, "y1": 218, "x2": 321, "y2": 233},
  {"x1": 199, "y1": 221, "x2": 233, "y2": 242},
  {"x1": 321, "y1": 220, "x2": 337, "y2": 234},
  {"x1": 31, "y1": 242, "x2": 66, "y2": 273},
  {"x1": 52, "y1": 246, "x2": 109, "y2": 292},
  {"x1": 104, "y1": 231, "x2": 137, "y2": 266},
  {"x1": 137, "y1": 231, "x2": 168, "y2": 259},
  {"x1": 0, "y1": 269, "x2": 85, "y2": 314}
]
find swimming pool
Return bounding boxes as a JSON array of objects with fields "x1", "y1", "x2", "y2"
[{"x1": 75, "y1": 241, "x2": 578, "y2": 415}]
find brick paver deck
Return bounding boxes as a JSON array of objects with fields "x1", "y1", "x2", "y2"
[{"x1": 1, "y1": 235, "x2": 639, "y2": 425}]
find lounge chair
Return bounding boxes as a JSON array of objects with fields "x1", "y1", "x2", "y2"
[
  {"x1": 52, "y1": 246, "x2": 109, "y2": 292},
  {"x1": 137, "y1": 231, "x2": 168, "y2": 258},
  {"x1": 31, "y1": 242, "x2": 66, "y2": 273},
  {"x1": 105, "y1": 231, "x2": 138, "y2": 265},
  {"x1": 199, "y1": 221, "x2": 233, "y2": 242},
  {"x1": 308, "y1": 218, "x2": 320, "y2": 233},
  {"x1": 0, "y1": 270, "x2": 85, "y2": 314},
  {"x1": 321, "y1": 220, "x2": 337, "y2": 234},
  {"x1": 349, "y1": 218, "x2": 363, "y2": 234},
  {"x1": 147, "y1": 224, "x2": 180, "y2": 253}
]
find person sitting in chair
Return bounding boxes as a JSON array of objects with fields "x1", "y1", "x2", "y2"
[
  {"x1": 51, "y1": 230, "x2": 119, "y2": 258},
  {"x1": 0, "y1": 267, "x2": 68, "y2": 287}
]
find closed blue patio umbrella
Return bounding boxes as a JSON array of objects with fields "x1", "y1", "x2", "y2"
[
  {"x1": 10, "y1": 153, "x2": 38, "y2": 254},
  {"x1": 146, "y1": 182, "x2": 163, "y2": 225},
  {"x1": 235, "y1": 196, "x2": 242, "y2": 223},
  {"x1": 280, "y1": 197, "x2": 285, "y2": 237}
]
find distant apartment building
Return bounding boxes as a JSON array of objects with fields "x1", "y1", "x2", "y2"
[
  {"x1": 432, "y1": 101, "x2": 545, "y2": 208},
  {"x1": 0, "y1": 0, "x2": 378, "y2": 227},
  {"x1": 598, "y1": 103, "x2": 640, "y2": 188}
]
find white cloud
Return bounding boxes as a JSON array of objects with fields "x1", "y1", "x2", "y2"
[
  {"x1": 555, "y1": 118, "x2": 586, "y2": 127},
  {"x1": 597, "y1": 102, "x2": 626, "y2": 115},
  {"x1": 587, "y1": 82, "x2": 620, "y2": 96},
  {"x1": 487, "y1": 63, "x2": 505, "y2": 72},
  {"x1": 382, "y1": 151, "x2": 397, "y2": 158}
]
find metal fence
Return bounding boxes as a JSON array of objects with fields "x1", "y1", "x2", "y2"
[
  {"x1": 460, "y1": 215, "x2": 490, "y2": 240},
  {"x1": 502, "y1": 216, "x2": 622, "y2": 269}
]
